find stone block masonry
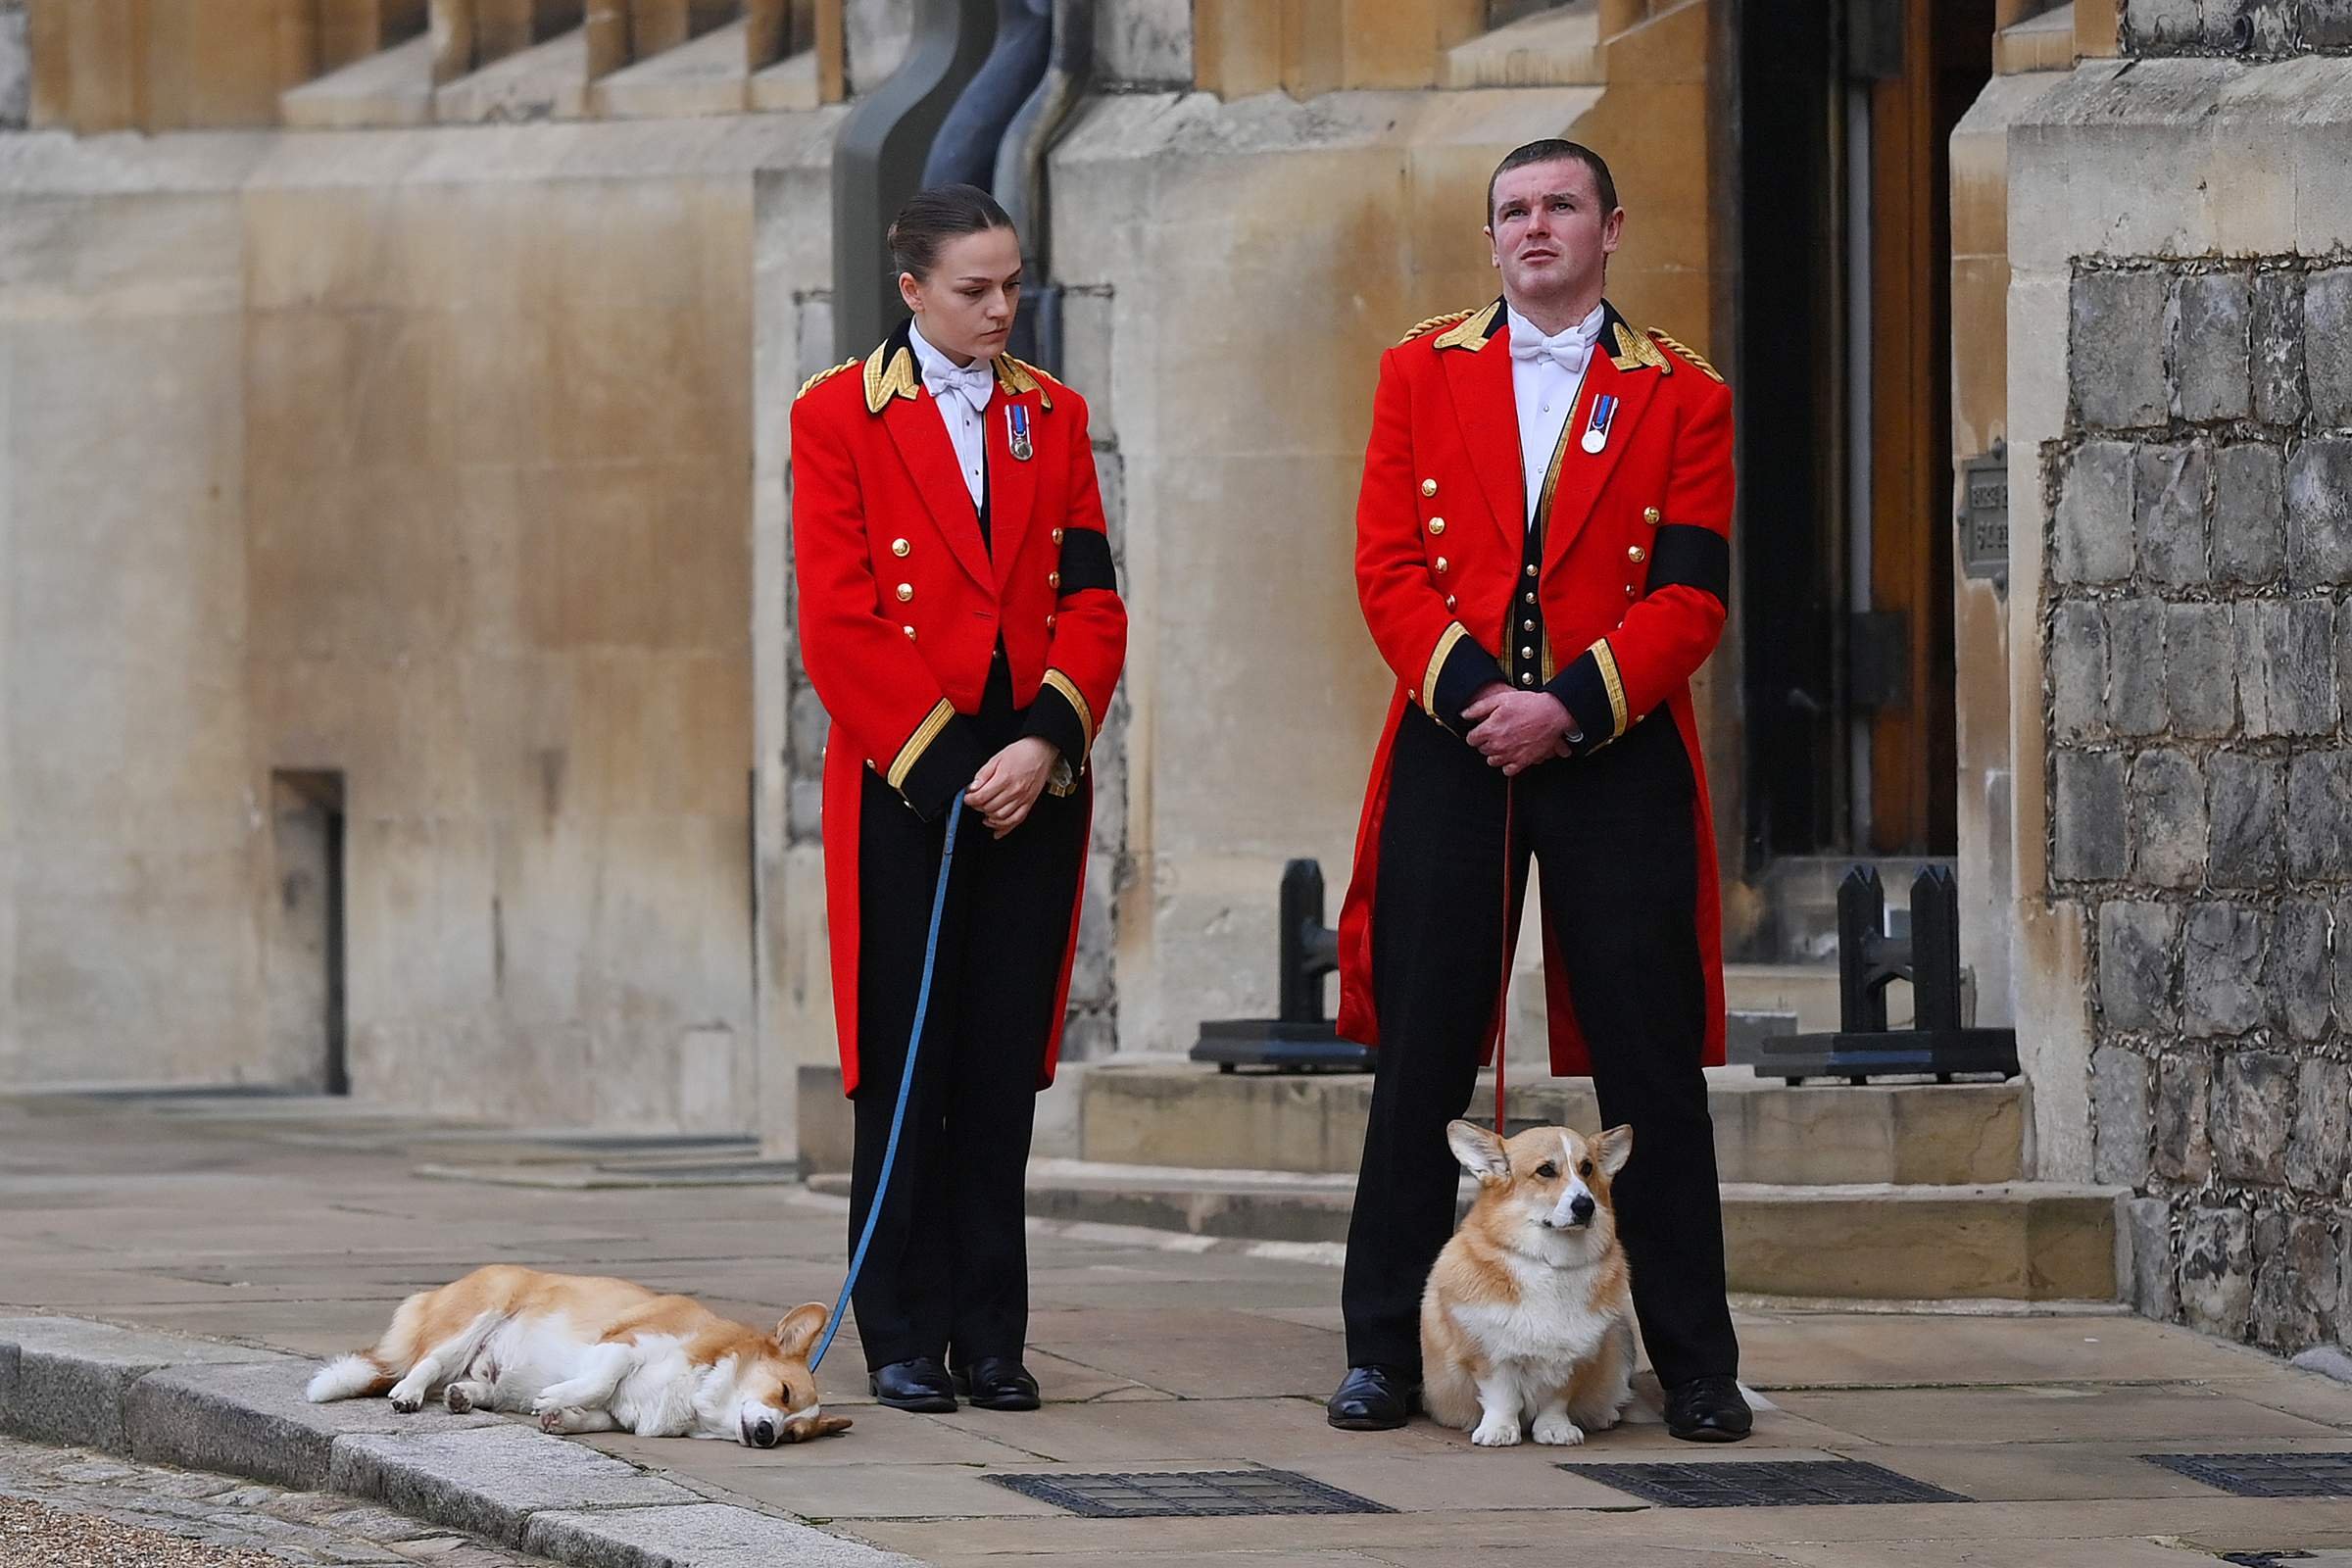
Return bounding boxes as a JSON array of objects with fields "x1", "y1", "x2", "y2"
[{"x1": 2049, "y1": 256, "x2": 2352, "y2": 1356}]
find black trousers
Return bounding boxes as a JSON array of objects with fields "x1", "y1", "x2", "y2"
[
  {"x1": 846, "y1": 658, "x2": 1090, "y2": 1372},
  {"x1": 1341, "y1": 703, "x2": 1739, "y2": 1392}
]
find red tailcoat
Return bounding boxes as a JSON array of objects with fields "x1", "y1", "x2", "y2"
[
  {"x1": 1336, "y1": 300, "x2": 1733, "y2": 1074},
  {"x1": 790, "y1": 327, "x2": 1127, "y2": 1094}
]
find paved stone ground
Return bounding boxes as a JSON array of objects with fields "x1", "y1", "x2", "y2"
[
  {"x1": 0, "y1": 1432, "x2": 538, "y2": 1565},
  {"x1": 10, "y1": 1091, "x2": 2352, "y2": 1566}
]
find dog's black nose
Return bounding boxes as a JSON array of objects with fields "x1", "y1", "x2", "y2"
[
  {"x1": 1569, "y1": 1194, "x2": 1595, "y2": 1223},
  {"x1": 751, "y1": 1419, "x2": 776, "y2": 1447}
]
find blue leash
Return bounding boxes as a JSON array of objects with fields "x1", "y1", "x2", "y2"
[{"x1": 810, "y1": 789, "x2": 965, "y2": 1372}]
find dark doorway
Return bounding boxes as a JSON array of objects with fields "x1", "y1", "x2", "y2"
[
  {"x1": 1734, "y1": 0, "x2": 1843, "y2": 859},
  {"x1": 1735, "y1": 0, "x2": 1990, "y2": 861},
  {"x1": 270, "y1": 771, "x2": 348, "y2": 1096}
]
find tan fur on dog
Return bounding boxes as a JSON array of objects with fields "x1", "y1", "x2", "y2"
[
  {"x1": 1420, "y1": 1121, "x2": 1637, "y2": 1447},
  {"x1": 308, "y1": 1265, "x2": 850, "y2": 1446}
]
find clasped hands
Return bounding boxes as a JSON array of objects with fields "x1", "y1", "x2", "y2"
[
  {"x1": 966, "y1": 736, "x2": 1058, "y2": 838},
  {"x1": 1462, "y1": 683, "x2": 1577, "y2": 777}
]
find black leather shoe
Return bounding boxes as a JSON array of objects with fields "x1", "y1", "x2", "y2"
[
  {"x1": 1326, "y1": 1365, "x2": 1418, "y2": 1431},
  {"x1": 869, "y1": 1357, "x2": 956, "y2": 1413},
  {"x1": 954, "y1": 1356, "x2": 1042, "y2": 1411},
  {"x1": 1664, "y1": 1375, "x2": 1752, "y2": 1442}
]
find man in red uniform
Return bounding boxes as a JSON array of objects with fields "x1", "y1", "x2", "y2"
[{"x1": 1326, "y1": 140, "x2": 1748, "y2": 1443}]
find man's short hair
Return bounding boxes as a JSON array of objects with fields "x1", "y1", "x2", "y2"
[{"x1": 1486, "y1": 139, "x2": 1618, "y2": 222}]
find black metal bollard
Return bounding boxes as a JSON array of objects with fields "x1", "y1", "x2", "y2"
[{"x1": 1190, "y1": 858, "x2": 1371, "y2": 1072}]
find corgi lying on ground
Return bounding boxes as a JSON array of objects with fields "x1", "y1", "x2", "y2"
[
  {"x1": 306, "y1": 1264, "x2": 851, "y2": 1446},
  {"x1": 1420, "y1": 1120, "x2": 1637, "y2": 1447}
]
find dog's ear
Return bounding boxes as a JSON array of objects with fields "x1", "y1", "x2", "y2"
[
  {"x1": 1592, "y1": 1123, "x2": 1633, "y2": 1177},
  {"x1": 784, "y1": 1411, "x2": 854, "y2": 1443},
  {"x1": 773, "y1": 1302, "x2": 829, "y2": 1360},
  {"x1": 1446, "y1": 1119, "x2": 1511, "y2": 1186}
]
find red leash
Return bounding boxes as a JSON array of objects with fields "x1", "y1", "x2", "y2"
[{"x1": 1494, "y1": 781, "x2": 1515, "y2": 1136}]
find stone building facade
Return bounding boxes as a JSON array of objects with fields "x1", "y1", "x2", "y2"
[
  {"x1": 1973, "y1": 0, "x2": 2352, "y2": 1353},
  {"x1": 0, "y1": 2, "x2": 1701, "y2": 1157},
  {"x1": 23, "y1": 0, "x2": 2352, "y2": 1368}
]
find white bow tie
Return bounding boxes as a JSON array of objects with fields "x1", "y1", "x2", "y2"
[
  {"x1": 923, "y1": 357, "x2": 995, "y2": 415},
  {"x1": 1508, "y1": 316, "x2": 1602, "y2": 375}
]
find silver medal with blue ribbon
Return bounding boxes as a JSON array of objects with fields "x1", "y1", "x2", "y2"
[{"x1": 1581, "y1": 393, "x2": 1618, "y2": 455}]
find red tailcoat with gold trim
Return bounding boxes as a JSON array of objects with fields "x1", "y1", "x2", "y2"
[
  {"x1": 790, "y1": 330, "x2": 1126, "y2": 1095},
  {"x1": 1336, "y1": 300, "x2": 1733, "y2": 1074}
]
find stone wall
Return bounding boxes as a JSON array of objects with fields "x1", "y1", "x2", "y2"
[
  {"x1": 2048, "y1": 253, "x2": 2352, "y2": 1352},
  {"x1": 0, "y1": 1, "x2": 24, "y2": 129},
  {"x1": 2121, "y1": 0, "x2": 2352, "y2": 57},
  {"x1": 0, "y1": 116, "x2": 839, "y2": 1134}
]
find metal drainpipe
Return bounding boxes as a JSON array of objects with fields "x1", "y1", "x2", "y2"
[
  {"x1": 831, "y1": 0, "x2": 1001, "y2": 360},
  {"x1": 994, "y1": 0, "x2": 1094, "y2": 373}
]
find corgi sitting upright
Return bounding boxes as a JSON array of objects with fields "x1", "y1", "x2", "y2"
[{"x1": 1420, "y1": 1120, "x2": 1636, "y2": 1447}]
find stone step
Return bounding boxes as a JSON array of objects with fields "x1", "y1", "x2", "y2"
[
  {"x1": 807, "y1": 1160, "x2": 2121, "y2": 1302},
  {"x1": 1507, "y1": 957, "x2": 1854, "y2": 1045},
  {"x1": 1075, "y1": 1062, "x2": 2025, "y2": 1184}
]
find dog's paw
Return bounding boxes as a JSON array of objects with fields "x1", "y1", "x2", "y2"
[
  {"x1": 1470, "y1": 1416, "x2": 1523, "y2": 1447},
  {"x1": 1532, "y1": 1413, "x2": 1585, "y2": 1446},
  {"x1": 539, "y1": 1406, "x2": 569, "y2": 1434},
  {"x1": 444, "y1": 1385, "x2": 475, "y2": 1414},
  {"x1": 389, "y1": 1393, "x2": 423, "y2": 1415}
]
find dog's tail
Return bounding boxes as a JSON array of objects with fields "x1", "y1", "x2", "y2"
[{"x1": 306, "y1": 1352, "x2": 395, "y2": 1403}]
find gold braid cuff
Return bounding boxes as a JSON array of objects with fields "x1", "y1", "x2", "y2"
[
  {"x1": 1042, "y1": 669, "x2": 1096, "y2": 757},
  {"x1": 1590, "y1": 639, "x2": 1629, "y2": 738},
  {"x1": 1422, "y1": 622, "x2": 1471, "y2": 715},
  {"x1": 885, "y1": 698, "x2": 956, "y2": 790}
]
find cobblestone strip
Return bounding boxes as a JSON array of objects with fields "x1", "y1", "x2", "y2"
[{"x1": 0, "y1": 1317, "x2": 915, "y2": 1568}]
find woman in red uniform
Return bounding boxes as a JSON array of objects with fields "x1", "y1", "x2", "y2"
[{"x1": 789, "y1": 185, "x2": 1126, "y2": 1413}]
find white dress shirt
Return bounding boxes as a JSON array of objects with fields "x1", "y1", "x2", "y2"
[
  {"x1": 1506, "y1": 301, "x2": 1606, "y2": 523},
  {"x1": 907, "y1": 318, "x2": 993, "y2": 509}
]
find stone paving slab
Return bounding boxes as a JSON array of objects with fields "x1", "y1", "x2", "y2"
[
  {"x1": 26, "y1": 1096, "x2": 2352, "y2": 1563},
  {"x1": 1734, "y1": 1307, "x2": 2279, "y2": 1388},
  {"x1": 845, "y1": 1494, "x2": 2352, "y2": 1559},
  {"x1": 584, "y1": 1407, "x2": 1046, "y2": 1471},
  {"x1": 672, "y1": 1461, "x2": 1078, "y2": 1522},
  {"x1": 328, "y1": 1425, "x2": 705, "y2": 1548},
  {"x1": 0, "y1": 1315, "x2": 290, "y2": 1453},
  {"x1": 1856, "y1": 1441, "x2": 2246, "y2": 1502},
  {"x1": 1763, "y1": 1542, "x2": 2220, "y2": 1566},
  {"x1": 521, "y1": 1503, "x2": 918, "y2": 1568},
  {"x1": 125, "y1": 1356, "x2": 502, "y2": 1491},
  {"x1": 1768, "y1": 1382, "x2": 2344, "y2": 1446}
]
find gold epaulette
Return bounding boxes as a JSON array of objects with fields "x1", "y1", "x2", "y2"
[
  {"x1": 1647, "y1": 327, "x2": 1725, "y2": 384},
  {"x1": 994, "y1": 353, "x2": 1057, "y2": 412},
  {"x1": 795, "y1": 359, "x2": 859, "y2": 401},
  {"x1": 1398, "y1": 308, "x2": 1477, "y2": 346}
]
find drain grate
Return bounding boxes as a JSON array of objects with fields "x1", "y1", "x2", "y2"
[
  {"x1": 986, "y1": 1469, "x2": 1393, "y2": 1518},
  {"x1": 2145, "y1": 1451, "x2": 2352, "y2": 1497},
  {"x1": 1565, "y1": 1459, "x2": 1969, "y2": 1508}
]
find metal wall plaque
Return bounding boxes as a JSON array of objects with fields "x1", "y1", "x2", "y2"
[{"x1": 1957, "y1": 442, "x2": 2008, "y2": 582}]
